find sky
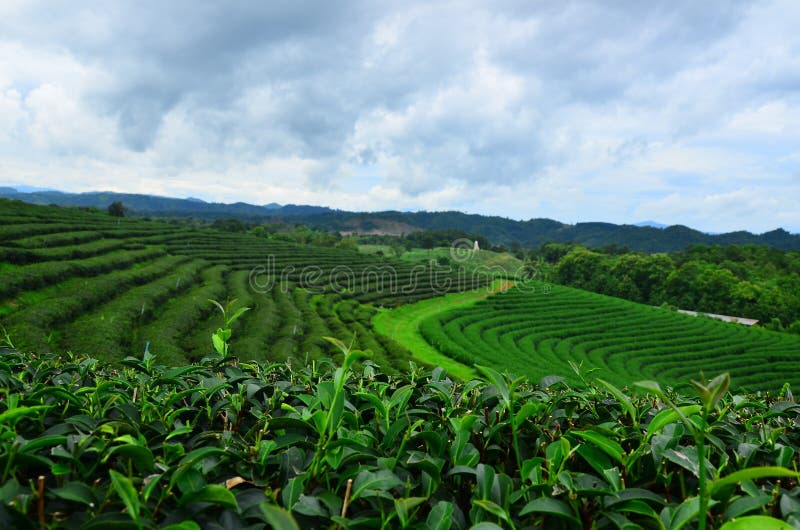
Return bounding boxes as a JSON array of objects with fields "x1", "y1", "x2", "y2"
[{"x1": 1, "y1": 1, "x2": 799, "y2": 234}]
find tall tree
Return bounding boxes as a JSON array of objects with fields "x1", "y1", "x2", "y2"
[{"x1": 107, "y1": 201, "x2": 127, "y2": 217}]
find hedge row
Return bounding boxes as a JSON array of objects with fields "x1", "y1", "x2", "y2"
[
  {"x1": 1, "y1": 255, "x2": 190, "y2": 352},
  {"x1": 134, "y1": 265, "x2": 229, "y2": 365},
  {"x1": 0, "y1": 247, "x2": 166, "y2": 299},
  {"x1": 59, "y1": 259, "x2": 208, "y2": 361},
  {"x1": 419, "y1": 281, "x2": 800, "y2": 392}
]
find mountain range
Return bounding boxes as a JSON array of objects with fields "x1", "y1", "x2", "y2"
[{"x1": 1, "y1": 187, "x2": 797, "y2": 253}]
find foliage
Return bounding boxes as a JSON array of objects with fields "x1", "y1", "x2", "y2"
[
  {"x1": 2, "y1": 348, "x2": 800, "y2": 528},
  {"x1": 550, "y1": 244, "x2": 800, "y2": 332},
  {"x1": 386, "y1": 247, "x2": 524, "y2": 279},
  {"x1": 636, "y1": 374, "x2": 733, "y2": 530},
  {"x1": 211, "y1": 218, "x2": 247, "y2": 233},
  {"x1": 107, "y1": 201, "x2": 127, "y2": 218},
  {"x1": 208, "y1": 298, "x2": 250, "y2": 360}
]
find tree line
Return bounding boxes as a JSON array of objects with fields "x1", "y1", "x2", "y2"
[{"x1": 536, "y1": 243, "x2": 800, "y2": 333}]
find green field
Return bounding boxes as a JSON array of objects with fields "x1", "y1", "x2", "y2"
[
  {"x1": 414, "y1": 281, "x2": 800, "y2": 392},
  {"x1": 4, "y1": 199, "x2": 799, "y2": 392},
  {"x1": 0, "y1": 199, "x2": 487, "y2": 368},
  {"x1": 4, "y1": 201, "x2": 800, "y2": 528}
]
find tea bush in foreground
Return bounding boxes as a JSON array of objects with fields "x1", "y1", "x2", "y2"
[{"x1": 1, "y1": 346, "x2": 800, "y2": 529}]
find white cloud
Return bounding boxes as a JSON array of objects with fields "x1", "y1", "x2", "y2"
[
  {"x1": 633, "y1": 187, "x2": 800, "y2": 234},
  {"x1": 25, "y1": 84, "x2": 117, "y2": 155},
  {"x1": 0, "y1": 88, "x2": 26, "y2": 145},
  {"x1": 0, "y1": 0, "x2": 798, "y2": 233},
  {"x1": 728, "y1": 100, "x2": 800, "y2": 136}
]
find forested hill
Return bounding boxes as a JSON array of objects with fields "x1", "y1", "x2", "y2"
[
  {"x1": 2, "y1": 187, "x2": 798, "y2": 252},
  {"x1": 0, "y1": 188, "x2": 333, "y2": 217},
  {"x1": 323, "y1": 211, "x2": 799, "y2": 252}
]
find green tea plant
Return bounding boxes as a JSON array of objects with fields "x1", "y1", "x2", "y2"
[
  {"x1": 208, "y1": 299, "x2": 250, "y2": 360},
  {"x1": 635, "y1": 374, "x2": 800, "y2": 530},
  {"x1": 3, "y1": 343, "x2": 800, "y2": 529}
]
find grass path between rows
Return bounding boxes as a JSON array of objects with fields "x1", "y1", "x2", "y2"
[{"x1": 373, "y1": 279, "x2": 514, "y2": 380}]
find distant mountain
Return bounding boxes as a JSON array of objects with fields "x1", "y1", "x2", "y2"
[
  {"x1": 1, "y1": 187, "x2": 798, "y2": 253},
  {"x1": 634, "y1": 220, "x2": 668, "y2": 229},
  {"x1": 5, "y1": 185, "x2": 59, "y2": 193},
  {"x1": 0, "y1": 188, "x2": 333, "y2": 219}
]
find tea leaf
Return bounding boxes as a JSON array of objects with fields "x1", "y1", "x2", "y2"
[
  {"x1": 51, "y1": 482, "x2": 98, "y2": 506},
  {"x1": 179, "y1": 484, "x2": 239, "y2": 511},
  {"x1": 109, "y1": 470, "x2": 141, "y2": 525},
  {"x1": 645, "y1": 405, "x2": 702, "y2": 441},
  {"x1": 597, "y1": 378, "x2": 636, "y2": 424},
  {"x1": 572, "y1": 430, "x2": 624, "y2": 464},
  {"x1": 519, "y1": 497, "x2": 580, "y2": 523},
  {"x1": 717, "y1": 515, "x2": 792, "y2": 530},
  {"x1": 351, "y1": 470, "x2": 403, "y2": 501},
  {"x1": 711, "y1": 467, "x2": 800, "y2": 496},
  {"x1": 261, "y1": 504, "x2": 300, "y2": 530},
  {"x1": 426, "y1": 500, "x2": 454, "y2": 530}
]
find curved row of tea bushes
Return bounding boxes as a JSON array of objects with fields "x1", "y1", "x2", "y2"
[
  {"x1": 60, "y1": 259, "x2": 208, "y2": 361},
  {"x1": 420, "y1": 282, "x2": 800, "y2": 392},
  {"x1": 1, "y1": 254, "x2": 191, "y2": 352},
  {"x1": 134, "y1": 265, "x2": 229, "y2": 365},
  {"x1": 0, "y1": 247, "x2": 166, "y2": 299}
]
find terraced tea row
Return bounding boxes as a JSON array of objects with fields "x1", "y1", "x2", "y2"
[
  {"x1": 60, "y1": 259, "x2": 210, "y2": 360},
  {"x1": 177, "y1": 269, "x2": 415, "y2": 372},
  {"x1": 1, "y1": 253, "x2": 191, "y2": 350},
  {"x1": 0, "y1": 199, "x2": 442, "y2": 367},
  {"x1": 0, "y1": 247, "x2": 167, "y2": 299},
  {"x1": 418, "y1": 282, "x2": 800, "y2": 391},
  {"x1": 158, "y1": 232, "x2": 488, "y2": 306}
]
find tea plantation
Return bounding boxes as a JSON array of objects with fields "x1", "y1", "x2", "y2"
[
  {"x1": 417, "y1": 283, "x2": 800, "y2": 393},
  {"x1": 3, "y1": 199, "x2": 800, "y2": 528},
  {"x1": 0, "y1": 199, "x2": 485, "y2": 370}
]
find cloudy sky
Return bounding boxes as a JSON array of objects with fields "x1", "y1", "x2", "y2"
[{"x1": 1, "y1": 1, "x2": 799, "y2": 233}]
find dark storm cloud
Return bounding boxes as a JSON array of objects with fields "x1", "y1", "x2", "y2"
[{"x1": 0, "y1": 1, "x2": 371, "y2": 150}]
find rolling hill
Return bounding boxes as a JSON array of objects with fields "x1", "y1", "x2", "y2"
[
  {"x1": 379, "y1": 281, "x2": 800, "y2": 392},
  {"x1": 0, "y1": 198, "x2": 487, "y2": 370},
  {"x1": 2, "y1": 187, "x2": 798, "y2": 253}
]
